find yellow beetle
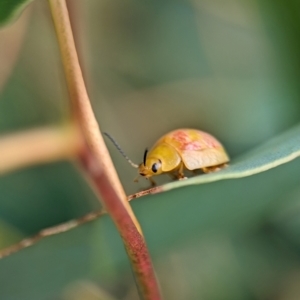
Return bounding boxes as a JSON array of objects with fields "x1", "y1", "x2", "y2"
[{"x1": 105, "y1": 129, "x2": 229, "y2": 186}]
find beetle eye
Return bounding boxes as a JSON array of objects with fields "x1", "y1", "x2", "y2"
[{"x1": 151, "y1": 163, "x2": 159, "y2": 173}]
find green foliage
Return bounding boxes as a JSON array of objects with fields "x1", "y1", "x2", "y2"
[
  {"x1": 1, "y1": 0, "x2": 300, "y2": 299},
  {"x1": 1, "y1": 156, "x2": 300, "y2": 299},
  {"x1": 0, "y1": 0, "x2": 34, "y2": 26}
]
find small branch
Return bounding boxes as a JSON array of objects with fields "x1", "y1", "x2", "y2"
[
  {"x1": 0, "y1": 188, "x2": 163, "y2": 260},
  {"x1": 0, "y1": 124, "x2": 82, "y2": 175},
  {"x1": 48, "y1": 1, "x2": 161, "y2": 299},
  {"x1": 127, "y1": 187, "x2": 162, "y2": 201},
  {"x1": 0, "y1": 210, "x2": 104, "y2": 259}
]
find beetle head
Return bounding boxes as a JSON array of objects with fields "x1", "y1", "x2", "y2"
[{"x1": 138, "y1": 149, "x2": 162, "y2": 178}]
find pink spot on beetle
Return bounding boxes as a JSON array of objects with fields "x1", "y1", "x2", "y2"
[
  {"x1": 171, "y1": 130, "x2": 203, "y2": 150},
  {"x1": 172, "y1": 131, "x2": 189, "y2": 142},
  {"x1": 171, "y1": 131, "x2": 190, "y2": 146},
  {"x1": 201, "y1": 132, "x2": 221, "y2": 148},
  {"x1": 185, "y1": 141, "x2": 202, "y2": 150},
  {"x1": 169, "y1": 130, "x2": 221, "y2": 150}
]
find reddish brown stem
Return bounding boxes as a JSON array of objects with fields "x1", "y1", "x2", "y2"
[
  {"x1": 80, "y1": 150, "x2": 161, "y2": 299},
  {"x1": 48, "y1": 0, "x2": 161, "y2": 298}
]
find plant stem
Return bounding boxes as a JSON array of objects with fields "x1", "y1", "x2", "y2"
[
  {"x1": 0, "y1": 125, "x2": 82, "y2": 175},
  {"x1": 48, "y1": 0, "x2": 161, "y2": 298}
]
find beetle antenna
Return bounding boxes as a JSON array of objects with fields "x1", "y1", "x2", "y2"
[
  {"x1": 104, "y1": 132, "x2": 139, "y2": 168},
  {"x1": 143, "y1": 148, "x2": 148, "y2": 166}
]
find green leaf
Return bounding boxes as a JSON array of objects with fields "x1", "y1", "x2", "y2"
[
  {"x1": 1, "y1": 125, "x2": 300, "y2": 299},
  {"x1": 0, "y1": 0, "x2": 34, "y2": 26},
  {"x1": 0, "y1": 128, "x2": 300, "y2": 299},
  {"x1": 1, "y1": 156, "x2": 300, "y2": 300},
  {"x1": 162, "y1": 124, "x2": 300, "y2": 192}
]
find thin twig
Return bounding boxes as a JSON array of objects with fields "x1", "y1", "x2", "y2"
[
  {"x1": 127, "y1": 187, "x2": 163, "y2": 201},
  {"x1": 0, "y1": 210, "x2": 104, "y2": 259},
  {"x1": 0, "y1": 187, "x2": 163, "y2": 260}
]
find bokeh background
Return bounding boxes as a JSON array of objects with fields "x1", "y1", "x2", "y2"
[{"x1": 1, "y1": 0, "x2": 300, "y2": 299}]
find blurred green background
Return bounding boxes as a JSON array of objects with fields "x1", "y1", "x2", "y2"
[{"x1": 1, "y1": 0, "x2": 300, "y2": 299}]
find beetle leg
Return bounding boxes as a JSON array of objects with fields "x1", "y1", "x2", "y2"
[
  {"x1": 134, "y1": 175, "x2": 156, "y2": 187},
  {"x1": 202, "y1": 163, "x2": 228, "y2": 173},
  {"x1": 149, "y1": 177, "x2": 156, "y2": 187},
  {"x1": 168, "y1": 173, "x2": 178, "y2": 180},
  {"x1": 177, "y1": 163, "x2": 186, "y2": 179},
  {"x1": 134, "y1": 175, "x2": 140, "y2": 182}
]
